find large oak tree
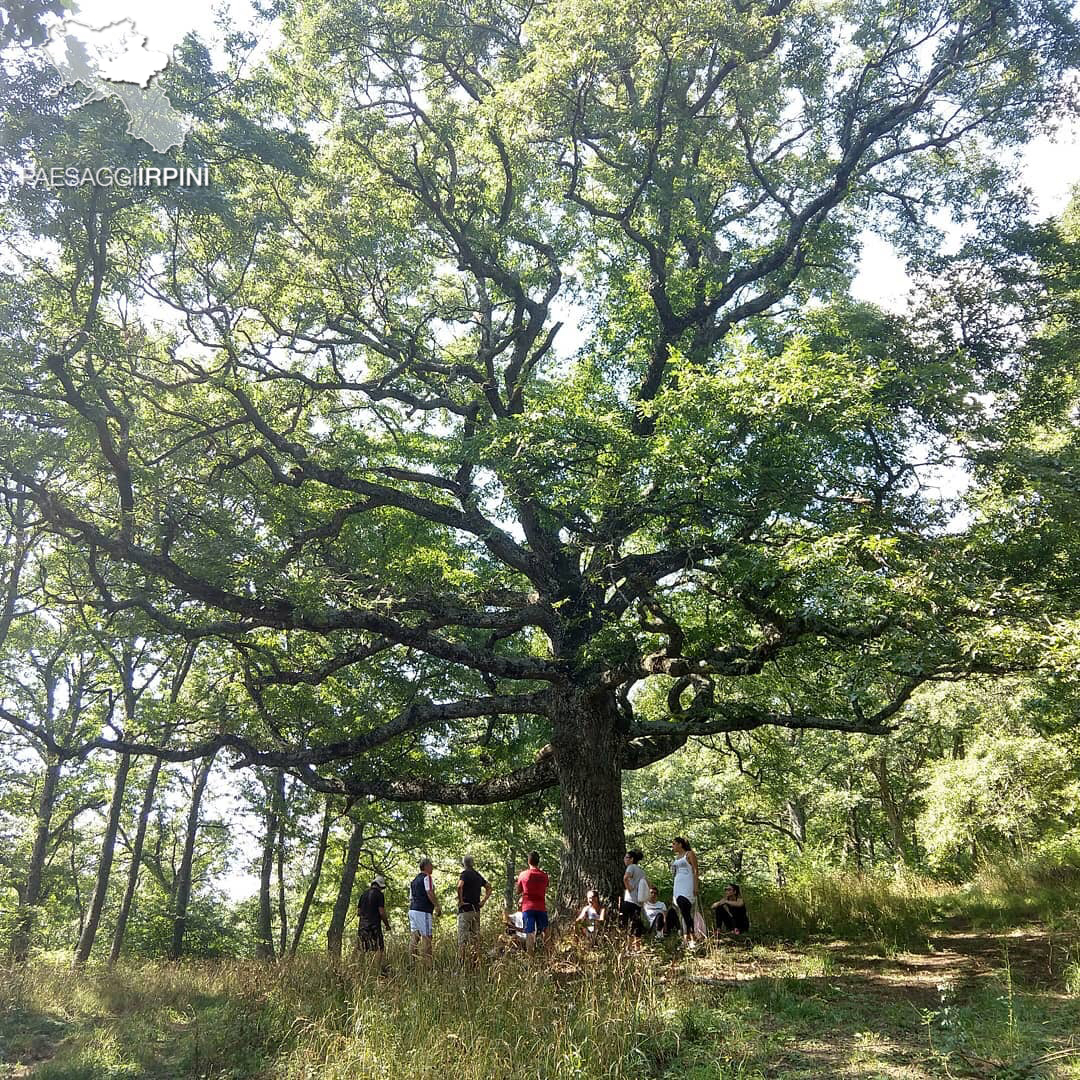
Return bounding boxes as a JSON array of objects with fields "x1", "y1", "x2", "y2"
[{"x1": 2, "y1": 0, "x2": 1077, "y2": 904}]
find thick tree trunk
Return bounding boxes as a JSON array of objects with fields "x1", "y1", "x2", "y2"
[
  {"x1": 168, "y1": 750, "x2": 216, "y2": 961},
  {"x1": 326, "y1": 818, "x2": 364, "y2": 959},
  {"x1": 255, "y1": 774, "x2": 279, "y2": 961},
  {"x1": 549, "y1": 684, "x2": 627, "y2": 914},
  {"x1": 290, "y1": 798, "x2": 332, "y2": 955},
  {"x1": 73, "y1": 753, "x2": 132, "y2": 966},
  {"x1": 11, "y1": 758, "x2": 62, "y2": 961},
  {"x1": 108, "y1": 757, "x2": 162, "y2": 966}
]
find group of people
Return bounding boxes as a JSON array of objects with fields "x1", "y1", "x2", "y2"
[
  {"x1": 579, "y1": 837, "x2": 749, "y2": 946},
  {"x1": 355, "y1": 850, "x2": 552, "y2": 969},
  {"x1": 354, "y1": 838, "x2": 749, "y2": 970}
]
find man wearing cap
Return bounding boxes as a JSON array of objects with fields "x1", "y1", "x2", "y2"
[
  {"x1": 409, "y1": 856, "x2": 441, "y2": 967},
  {"x1": 456, "y1": 854, "x2": 492, "y2": 968},
  {"x1": 356, "y1": 874, "x2": 391, "y2": 972}
]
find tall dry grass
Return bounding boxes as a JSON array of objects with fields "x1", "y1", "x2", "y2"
[
  {"x1": 749, "y1": 869, "x2": 945, "y2": 947},
  {"x1": 1, "y1": 934, "x2": 702, "y2": 1080},
  {"x1": 736, "y1": 851, "x2": 1080, "y2": 947},
  {"x1": 3, "y1": 855, "x2": 1078, "y2": 1079}
]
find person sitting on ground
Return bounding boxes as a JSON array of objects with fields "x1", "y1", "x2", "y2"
[
  {"x1": 496, "y1": 909, "x2": 528, "y2": 954},
  {"x1": 712, "y1": 882, "x2": 750, "y2": 936},
  {"x1": 575, "y1": 889, "x2": 607, "y2": 945},
  {"x1": 641, "y1": 885, "x2": 673, "y2": 938}
]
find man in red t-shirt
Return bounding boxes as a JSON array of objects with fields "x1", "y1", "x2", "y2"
[{"x1": 514, "y1": 850, "x2": 549, "y2": 954}]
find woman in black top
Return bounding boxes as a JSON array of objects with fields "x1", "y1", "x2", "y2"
[{"x1": 712, "y1": 883, "x2": 749, "y2": 935}]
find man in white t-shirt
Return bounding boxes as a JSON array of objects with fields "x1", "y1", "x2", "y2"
[
  {"x1": 642, "y1": 885, "x2": 671, "y2": 938},
  {"x1": 495, "y1": 909, "x2": 528, "y2": 954}
]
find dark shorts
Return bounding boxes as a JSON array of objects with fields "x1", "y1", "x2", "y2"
[
  {"x1": 358, "y1": 924, "x2": 384, "y2": 952},
  {"x1": 521, "y1": 909, "x2": 548, "y2": 935}
]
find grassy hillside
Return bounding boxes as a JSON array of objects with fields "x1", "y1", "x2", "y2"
[{"x1": 3, "y1": 866, "x2": 1079, "y2": 1079}]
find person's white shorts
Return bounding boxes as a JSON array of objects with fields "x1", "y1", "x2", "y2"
[{"x1": 409, "y1": 910, "x2": 434, "y2": 937}]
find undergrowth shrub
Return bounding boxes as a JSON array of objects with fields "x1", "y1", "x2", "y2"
[
  {"x1": 738, "y1": 852, "x2": 1080, "y2": 944},
  {"x1": 748, "y1": 870, "x2": 942, "y2": 946}
]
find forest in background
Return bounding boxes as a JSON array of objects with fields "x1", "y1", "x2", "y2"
[{"x1": 3, "y1": 665, "x2": 1080, "y2": 961}]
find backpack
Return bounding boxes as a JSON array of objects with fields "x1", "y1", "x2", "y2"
[
  {"x1": 637, "y1": 875, "x2": 650, "y2": 905},
  {"x1": 692, "y1": 897, "x2": 707, "y2": 938}
]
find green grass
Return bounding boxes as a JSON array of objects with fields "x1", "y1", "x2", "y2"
[
  {"x1": 922, "y1": 962, "x2": 1080, "y2": 1079},
  {"x1": 4, "y1": 860, "x2": 1080, "y2": 1079},
  {"x1": 946, "y1": 854, "x2": 1080, "y2": 931},
  {"x1": 748, "y1": 870, "x2": 942, "y2": 949},
  {"x1": 3, "y1": 930, "x2": 1078, "y2": 1080},
  {"x1": 739, "y1": 852, "x2": 1080, "y2": 949},
  {"x1": 1, "y1": 943, "x2": 709, "y2": 1080}
]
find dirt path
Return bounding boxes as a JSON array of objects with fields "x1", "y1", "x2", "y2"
[
  {"x1": 670, "y1": 923, "x2": 1080, "y2": 1078},
  {"x1": 689, "y1": 921, "x2": 1072, "y2": 995}
]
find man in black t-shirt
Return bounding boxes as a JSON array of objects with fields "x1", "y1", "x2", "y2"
[
  {"x1": 357, "y1": 874, "x2": 392, "y2": 971},
  {"x1": 456, "y1": 854, "x2": 492, "y2": 968}
]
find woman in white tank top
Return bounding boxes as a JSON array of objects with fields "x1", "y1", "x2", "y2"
[{"x1": 671, "y1": 837, "x2": 700, "y2": 944}]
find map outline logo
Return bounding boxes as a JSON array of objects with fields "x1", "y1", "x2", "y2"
[{"x1": 41, "y1": 13, "x2": 189, "y2": 153}]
